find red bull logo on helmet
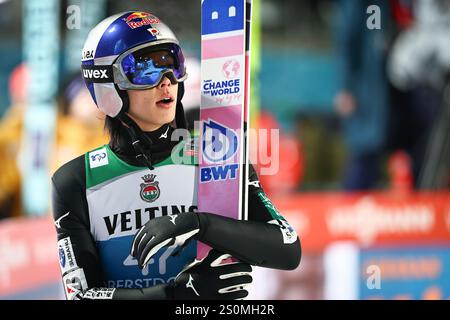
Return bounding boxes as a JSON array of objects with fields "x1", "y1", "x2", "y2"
[{"x1": 124, "y1": 12, "x2": 160, "y2": 29}]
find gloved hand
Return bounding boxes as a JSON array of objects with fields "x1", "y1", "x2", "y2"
[
  {"x1": 171, "y1": 249, "x2": 252, "y2": 300},
  {"x1": 131, "y1": 212, "x2": 200, "y2": 268}
]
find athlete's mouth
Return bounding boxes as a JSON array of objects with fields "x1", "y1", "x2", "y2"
[
  {"x1": 157, "y1": 97, "x2": 174, "y2": 103},
  {"x1": 156, "y1": 96, "x2": 175, "y2": 108}
]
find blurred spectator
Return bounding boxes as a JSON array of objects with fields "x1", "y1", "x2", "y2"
[
  {"x1": 0, "y1": 63, "x2": 28, "y2": 219},
  {"x1": 334, "y1": 0, "x2": 391, "y2": 190},
  {"x1": 387, "y1": 149, "x2": 414, "y2": 192},
  {"x1": 387, "y1": 0, "x2": 450, "y2": 188},
  {"x1": 51, "y1": 74, "x2": 109, "y2": 173},
  {"x1": 388, "y1": 0, "x2": 450, "y2": 90},
  {"x1": 0, "y1": 69, "x2": 109, "y2": 219}
]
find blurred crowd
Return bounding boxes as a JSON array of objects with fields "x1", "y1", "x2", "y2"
[
  {"x1": 334, "y1": 0, "x2": 450, "y2": 191},
  {"x1": 0, "y1": 0, "x2": 449, "y2": 220},
  {"x1": 0, "y1": 65, "x2": 109, "y2": 219}
]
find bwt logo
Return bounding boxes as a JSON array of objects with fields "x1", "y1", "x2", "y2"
[
  {"x1": 201, "y1": 164, "x2": 239, "y2": 183},
  {"x1": 90, "y1": 152, "x2": 106, "y2": 162},
  {"x1": 202, "y1": 120, "x2": 238, "y2": 163},
  {"x1": 200, "y1": 120, "x2": 239, "y2": 183}
]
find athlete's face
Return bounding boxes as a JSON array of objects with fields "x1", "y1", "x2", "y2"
[{"x1": 127, "y1": 76, "x2": 178, "y2": 132}]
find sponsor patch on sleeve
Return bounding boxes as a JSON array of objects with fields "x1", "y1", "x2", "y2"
[
  {"x1": 82, "y1": 288, "x2": 116, "y2": 300},
  {"x1": 57, "y1": 237, "x2": 78, "y2": 275},
  {"x1": 62, "y1": 267, "x2": 88, "y2": 300},
  {"x1": 88, "y1": 147, "x2": 109, "y2": 168},
  {"x1": 268, "y1": 219, "x2": 298, "y2": 244}
]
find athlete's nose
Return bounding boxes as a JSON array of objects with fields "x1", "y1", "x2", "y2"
[{"x1": 158, "y1": 75, "x2": 171, "y2": 89}]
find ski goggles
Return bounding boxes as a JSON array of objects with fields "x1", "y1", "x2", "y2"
[
  {"x1": 82, "y1": 41, "x2": 187, "y2": 89},
  {"x1": 114, "y1": 42, "x2": 187, "y2": 90}
]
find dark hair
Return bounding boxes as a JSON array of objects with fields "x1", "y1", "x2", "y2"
[
  {"x1": 104, "y1": 115, "x2": 124, "y2": 148},
  {"x1": 103, "y1": 86, "x2": 129, "y2": 147}
]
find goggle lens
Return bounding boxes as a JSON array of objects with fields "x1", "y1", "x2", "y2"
[{"x1": 121, "y1": 44, "x2": 186, "y2": 87}]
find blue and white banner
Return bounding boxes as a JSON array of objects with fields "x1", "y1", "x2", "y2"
[{"x1": 21, "y1": 0, "x2": 60, "y2": 216}]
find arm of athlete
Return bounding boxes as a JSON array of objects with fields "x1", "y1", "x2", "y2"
[
  {"x1": 132, "y1": 165, "x2": 301, "y2": 271},
  {"x1": 52, "y1": 156, "x2": 251, "y2": 300}
]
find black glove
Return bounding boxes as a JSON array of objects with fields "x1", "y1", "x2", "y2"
[
  {"x1": 171, "y1": 249, "x2": 252, "y2": 300},
  {"x1": 131, "y1": 212, "x2": 200, "y2": 269}
]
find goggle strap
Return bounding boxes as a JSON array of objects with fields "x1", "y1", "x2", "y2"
[{"x1": 81, "y1": 64, "x2": 115, "y2": 83}]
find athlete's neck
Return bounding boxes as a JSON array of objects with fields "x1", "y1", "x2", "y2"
[
  {"x1": 109, "y1": 123, "x2": 177, "y2": 167},
  {"x1": 142, "y1": 123, "x2": 173, "y2": 141}
]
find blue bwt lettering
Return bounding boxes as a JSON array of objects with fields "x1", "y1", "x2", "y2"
[{"x1": 200, "y1": 164, "x2": 239, "y2": 182}]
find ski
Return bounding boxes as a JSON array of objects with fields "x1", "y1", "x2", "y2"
[{"x1": 198, "y1": 0, "x2": 252, "y2": 259}]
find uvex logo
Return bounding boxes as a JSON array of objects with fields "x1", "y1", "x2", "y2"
[{"x1": 83, "y1": 69, "x2": 108, "y2": 79}]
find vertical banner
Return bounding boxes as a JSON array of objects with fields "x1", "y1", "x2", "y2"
[
  {"x1": 64, "y1": 0, "x2": 106, "y2": 75},
  {"x1": 20, "y1": 0, "x2": 60, "y2": 216},
  {"x1": 198, "y1": 0, "x2": 249, "y2": 258}
]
